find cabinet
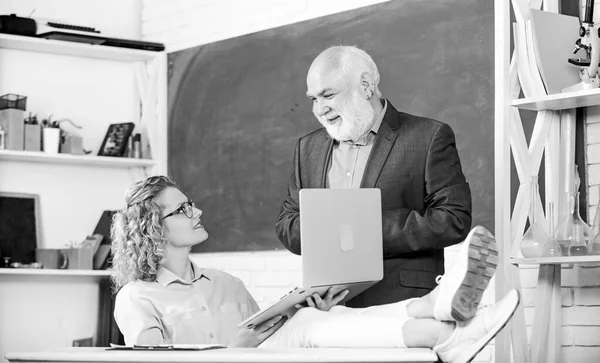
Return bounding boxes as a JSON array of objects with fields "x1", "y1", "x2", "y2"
[
  {"x1": 0, "y1": 33, "x2": 167, "y2": 362},
  {"x1": 495, "y1": 1, "x2": 600, "y2": 363}
]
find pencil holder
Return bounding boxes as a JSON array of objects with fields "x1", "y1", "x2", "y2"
[
  {"x1": 0, "y1": 94, "x2": 27, "y2": 110},
  {"x1": 42, "y1": 127, "x2": 60, "y2": 154},
  {"x1": 0, "y1": 109, "x2": 24, "y2": 150},
  {"x1": 24, "y1": 124, "x2": 42, "y2": 151}
]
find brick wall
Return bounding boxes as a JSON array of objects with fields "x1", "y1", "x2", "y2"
[{"x1": 587, "y1": 107, "x2": 600, "y2": 222}]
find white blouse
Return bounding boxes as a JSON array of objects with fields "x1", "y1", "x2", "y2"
[{"x1": 114, "y1": 262, "x2": 260, "y2": 346}]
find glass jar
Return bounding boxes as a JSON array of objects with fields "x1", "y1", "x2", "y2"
[
  {"x1": 554, "y1": 191, "x2": 590, "y2": 256},
  {"x1": 520, "y1": 176, "x2": 550, "y2": 258}
]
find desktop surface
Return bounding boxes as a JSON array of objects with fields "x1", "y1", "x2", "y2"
[{"x1": 5, "y1": 347, "x2": 438, "y2": 363}]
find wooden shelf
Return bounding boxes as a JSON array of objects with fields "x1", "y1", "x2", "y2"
[
  {"x1": 0, "y1": 33, "x2": 161, "y2": 62},
  {"x1": 510, "y1": 255, "x2": 600, "y2": 265},
  {"x1": 0, "y1": 268, "x2": 112, "y2": 277},
  {"x1": 0, "y1": 149, "x2": 155, "y2": 168},
  {"x1": 512, "y1": 88, "x2": 600, "y2": 111}
]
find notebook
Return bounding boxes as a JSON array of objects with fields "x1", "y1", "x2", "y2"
[{"x1": 238, "y1": 188, "x2": 383, "y2": 328}]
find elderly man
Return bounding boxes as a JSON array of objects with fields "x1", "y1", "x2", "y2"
[{"x1": 276, "y1": 45, "x2": 473, "y2": 308}]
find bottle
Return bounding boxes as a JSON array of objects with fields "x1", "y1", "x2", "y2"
[
  {"x1": 520, "y1": 176, "x2": 550, "y2": 258},
  {"x1": 588, "y1": 186, "x2": 600, "y2": 255},
  {"x1": 133, "y1": 133, "x2": 142, "y2": 159},
  {"x1": 126, "y1": 134, "x2": 134, "y2": 158},
  {"x1": 545, "y1": 202, "x2": 562, "y2": 257},
  {"x1": 0, "y1": 126, "x2": 5, "y2": 150},
  {"x1": 554, "y1": 191, "x2": 590, "y2": 256}
]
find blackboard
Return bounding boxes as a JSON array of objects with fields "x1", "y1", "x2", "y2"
[
  {"x1": 168, "y1": 0, "x2": 494, "y2": 252},
  {"x1": 0, "y1": 192, "x2": 40, "y2": 264}
]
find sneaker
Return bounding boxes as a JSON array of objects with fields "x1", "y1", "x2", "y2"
[
  {"x1": 433, "y1": 289, "x2": 520, "y2": 363},
  {"x1": 433, "y1": 226, "x2": 499, "y2": 321}
]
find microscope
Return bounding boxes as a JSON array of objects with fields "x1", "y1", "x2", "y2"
[{"x1": 564, "y1": 0, "x2": 600, "y2": 92}]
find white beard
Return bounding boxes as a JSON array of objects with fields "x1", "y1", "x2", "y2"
[{"x1": 315, "y1": 90, "x2": 374, "y2": 142}]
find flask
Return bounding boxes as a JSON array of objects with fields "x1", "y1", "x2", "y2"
[
  {"x1": 545, "y1": 202, "x2": 562, "y2": 257},
  {"x1": 520, "y1": 176, "x2": 550, "y2": 258},
  {"x1": 554, "y1": 191, "x2": 590, "y2": 256},
  {"x1": 588, "y1": 186, "x2": 600, "y2": 255}
]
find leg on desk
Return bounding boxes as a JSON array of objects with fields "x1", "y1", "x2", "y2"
[
  {"x1": 329, "y1": 225, "x2": 498, "y2": 322},
  {"x1": 260, "y1": 226, "x2": 519, "y2": 363},
  {"x1": 260, "y1": 291, "x2": 519, "y2": 363}
]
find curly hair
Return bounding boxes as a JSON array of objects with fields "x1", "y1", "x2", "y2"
[{"x1": 110, "y1": 175, "x2": 177, "y2": 291}]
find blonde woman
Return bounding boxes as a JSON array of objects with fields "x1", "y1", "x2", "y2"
[{"x1": 111, "y1": 176, "x2": 519, "y2": 363}]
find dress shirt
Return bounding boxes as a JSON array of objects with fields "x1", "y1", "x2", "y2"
[
  {"x1": 114, "y1": 261, "x2": 259, "y2": 346},
  {"x1": 328, "y1": 99, "x2": 387, "y2": 188}
]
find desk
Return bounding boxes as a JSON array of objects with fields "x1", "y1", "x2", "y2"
[{"x1": 5, "y1": 347, "x2": 438, "y2": 363}]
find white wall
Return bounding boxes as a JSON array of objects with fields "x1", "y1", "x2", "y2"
[
  {"x1": 0, "y1": 1, "x2": 143, "y2": 362},
  {"x1": 142, "y1": 0, "x2": 394, "y2": 53},
  {"x1": 0, "y1": 275, "x2": 103, "y2": 363}
]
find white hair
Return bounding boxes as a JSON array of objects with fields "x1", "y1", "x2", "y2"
[{"x1": 322, "y1": 45, "x2": 382, "y2": 97}]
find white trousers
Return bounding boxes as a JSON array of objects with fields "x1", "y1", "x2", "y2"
[{"x1": 259, "y1": 298, "x2": 416, "y2": 348}]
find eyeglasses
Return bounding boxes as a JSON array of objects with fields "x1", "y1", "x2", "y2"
[{"x1": 162, "y1": 200, "x2": 195, "y2": 220}]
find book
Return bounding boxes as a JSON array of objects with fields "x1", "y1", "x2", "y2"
[
  {"x1": 108, "y1": 343, "x2": 226, "y2": 351},
  {"x1": 529, "y1": 9, "x2": 581, "y2": 94}
]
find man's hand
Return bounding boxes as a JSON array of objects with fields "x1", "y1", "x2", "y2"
[
  {"x1": 228, "y1": 315, "x2": 287, "y2": 348},
  {"x1": 294, "y1": 287, "x2": 349, "y2": 311}
]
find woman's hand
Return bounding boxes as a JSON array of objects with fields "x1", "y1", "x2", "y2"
[
  {"x1": 294, "y1": 287, "x2": 349, "y2": 312},
  {"x1": 228, "y1": 315, "x2": 287, "y2": 348}
]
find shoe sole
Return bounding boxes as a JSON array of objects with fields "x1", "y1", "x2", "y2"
[
  {"x1": 451, "y1": 226, "x2": 499, "y2": 321},
  {"x1": 454, "y1": 290, "x2": 520, "y2": 363}
]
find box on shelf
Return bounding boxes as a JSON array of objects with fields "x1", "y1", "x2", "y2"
[
  {"x1": 63, "y1": 247, "x2": 94, "y2": 270},
  {"x1": 0, "y1": 109, "x2": 24, "y2": 150},
  {"x1": 60, "y1": 134, "x2": 84, "y2": 155},
  {"x1": 24, "y1": 124, "x2": 41, "y2": 151}
]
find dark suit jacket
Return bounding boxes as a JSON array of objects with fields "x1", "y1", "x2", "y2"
[{"x1": 276, "y1": 101, "x2": 472, "y2": 307}]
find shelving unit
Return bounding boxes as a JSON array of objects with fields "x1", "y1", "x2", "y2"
[
  {"x1": 0, "y1": 149, "x2": 156, "y2": 168},
  {"x1": 0, "y1": 33, "x2": 157, "y2": 62},
  {"x1": 0, "y1": 33, "x2": 168, "y2": 174},
  {"x1": 0, "y1": 31, "x2": 168, "y2": 357},
  {"x1": 495, "y1": 1, "x2": 597, "y2": 363},
  {"x1": 512, "y1": 87, "x2": 600, "y2": 111},
  {"x1": 510, "y1": 255, "x2": 600, "y2": 265}
]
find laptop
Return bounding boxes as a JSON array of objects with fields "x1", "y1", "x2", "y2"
[{"x1": 238, "y1": 188, "x2": 383, "y2": 328}]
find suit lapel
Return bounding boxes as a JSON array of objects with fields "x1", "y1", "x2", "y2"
[
  {"x1": 360, "y1": 102, "x2": 400, "y2": 188},
  {"x1": 311, "y1": 132, "x2": 334, "y2": 188}
]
